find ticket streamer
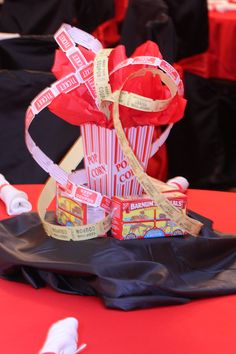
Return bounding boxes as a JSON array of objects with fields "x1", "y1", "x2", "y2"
[
  {"x1": 93, "y1": 51, "x2": 202, "y2": 236},
  {"x1": 111, "y1": 69, "x2": 202, "y2": 236},
  {"x1": 26, "y1": 24, "x2": 112, "y2": 241},
  {"x1": 25, "y1": 24, "x2": 203, "y2": 240}
]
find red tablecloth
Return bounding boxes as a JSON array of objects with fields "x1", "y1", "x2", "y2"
[
  {"x1": 179, "y1": 10, "x2": 236, "y2": 81},
  {"x1": 0, "y1": 185, "x2": 236, "y2": 354}
]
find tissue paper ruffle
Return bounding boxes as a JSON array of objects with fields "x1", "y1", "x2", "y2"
[{"x1": 49, "y1": 41, "x2": 186, "y2": 129}]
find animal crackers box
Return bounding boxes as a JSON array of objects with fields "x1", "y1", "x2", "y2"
[
  {"x1": 56, "y1": 184, "x2": 107, "y2": 230},
  {"x1": 56, "y1": 184, "x2": 87, "y2": 227},
  {"x1": 111, "y1": 192, "x2": 187, "y2": 240}
]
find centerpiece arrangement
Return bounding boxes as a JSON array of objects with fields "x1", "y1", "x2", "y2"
[{"x1": 25, "y1": 24, "x2": 202, "y2": 241}]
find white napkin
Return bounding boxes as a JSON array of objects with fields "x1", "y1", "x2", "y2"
[
  {"x1": 0, "y1": 174, "x2": 32, "y2": 215},
  {"x1": 0, "y1": 32, "x2": 20, "y2": 40},
  {"x1": 39, "y1": 317, "x2": 87, "y2": 354},
  {"x1": 166, "y1": 176, "x2": 189, "y2": 192}
]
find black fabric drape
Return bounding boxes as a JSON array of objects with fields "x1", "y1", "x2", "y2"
[
  {"x1": 0, "y1": 35, "x2": 56, "y2": 71},
  {"x1": 167, "y1": 72, "x2": 236, "y2": 190},
  {"x1": 73, "y1": 0, "x2": 115, "y2": 33},
  {"x1": 0, "y1": 69, "x2": 80, "y2": 184},
  {"x1": 0, "y1": 0, "x2": 74, "y2": 34},
  {"x1": 120, "y1": 0, "x2": 208, "y2": 62},
  {"x1": 165, "y1": 0, "x2": 208, "y2": 61},
  {"x1": 0, "y1": 0, "x2": 114, "y2": 35},
  {"x1": 0, "y1": 36, "x2": 80, "y2": 184},
  {"x1": 0, "y1": 0, "x2": 115, "y2": 183},
  {"x1": 1, "y1": 211, "x2": 236, "y2": 311},
  {"x1": 121, "y1": 0, "x2": 175, "y2": 62}
]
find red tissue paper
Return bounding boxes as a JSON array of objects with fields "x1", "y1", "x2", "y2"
[{"x1": 49, "y1": 40, "x2": 186, "y2": 129}]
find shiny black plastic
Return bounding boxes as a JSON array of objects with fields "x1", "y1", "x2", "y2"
[{"x1": 1, "y1": 211, "x2": 236, "y2": 310}]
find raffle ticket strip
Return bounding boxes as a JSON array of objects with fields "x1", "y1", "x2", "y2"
[{"x1": 25, "y1": 24, "x2": 203, "y2": 240}]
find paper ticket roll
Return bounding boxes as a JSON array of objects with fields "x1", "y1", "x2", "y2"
[{"x1": 81, "y1": 124, "x2": 155, "y2": 198}]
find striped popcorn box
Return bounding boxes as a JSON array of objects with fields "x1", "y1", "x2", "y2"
[{"x1": 81, "y1": 124, "x2": 155, "y2": 198}]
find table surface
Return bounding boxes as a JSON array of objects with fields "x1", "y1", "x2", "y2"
[
  {"x1": 179, "y1": 9, "x2": 236, "y2": 81},
  {"x1": 1, "y1": 185, "x2": 236, "y2": 354}
]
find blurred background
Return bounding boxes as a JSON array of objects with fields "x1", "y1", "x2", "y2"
[{"x1": 0, "y1": 0, "x2": 235, "y2": 192}]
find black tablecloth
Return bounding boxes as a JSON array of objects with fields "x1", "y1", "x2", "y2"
[{"x1": 1, "y1": 211, "x2": 236, "y2": 310}]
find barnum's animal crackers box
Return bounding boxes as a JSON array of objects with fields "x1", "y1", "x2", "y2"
[{"x1": 111, "y1": 192, "x2": 187, "y2": 240}]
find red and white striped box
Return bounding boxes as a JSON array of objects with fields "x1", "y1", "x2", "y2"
[{"x1": 81, "y1": 124, "x2": 155, "y2": 198}]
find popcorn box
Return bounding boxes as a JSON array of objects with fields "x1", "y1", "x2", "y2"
[
  {"x1": 111, "y1": 192, "x2": 187, "y2": 240},
  {"x1": 81, "y1": 124, "x2": 155, "y2": 198}
]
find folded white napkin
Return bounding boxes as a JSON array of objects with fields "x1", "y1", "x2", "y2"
[
  {"x1": 167, "y1": 176, "x2": 189, "y2": 192},
  {"x1": 0, "y1": 174, "x2": 32, "y2": 215},
  {"x1": 0, "y1": 32, "x2": 20, "y2": 40},
  {"x1": 39, "y1": 317, "x2": 87, "y2": 354}
]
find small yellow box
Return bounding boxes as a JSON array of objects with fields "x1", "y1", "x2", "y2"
[{"x1": 56, "y1": 184, "x2": 87, "y2": 227}]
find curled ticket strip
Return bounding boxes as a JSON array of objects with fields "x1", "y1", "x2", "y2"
[
  {"x1": 26, "y1": 25, "x2": 112, "y2": 241},
  {"x1": 25, "y1": 24, "x2": 202, "y2": 240},
  {"x1": 93, "y1": 50, "x2": 202, "y2": 236},
  {"x1": 111, "y1": 69, "x2": 202, "y2": 236}
]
